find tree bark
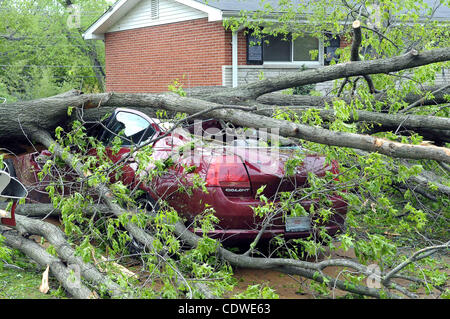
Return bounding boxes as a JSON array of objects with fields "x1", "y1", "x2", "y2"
[
  {"x1": 2, "y1": 90, "x2": 448, "y2": 163},
  {"x1": 256, "y1": 85, "x2": 450, "y2": 108},
  {"x1": 14, "y1": 214, "x2": 127, "y2": 298},
  {"x1": 255, "y1": 106, "x2": 450, "y2": 131},
  {"x1": 0, "y1": 226, "x2": 96, "y2": 299},
  {"x1": 349, "y1": 20, "x2": 378, "y2": 94},
  {"x1": 206, "y1": 47, "x2": 450, "y2": 102}
]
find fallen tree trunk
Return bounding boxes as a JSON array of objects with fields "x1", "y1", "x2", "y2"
[
  {"x1": 0, "y1": 225, "x2": 96, "y2": 299},
  {"x1": 3, "y1": 91, "x2": 450, "y2": 163},
  {"x1": 201, "y1": 47, "x2": 450, "y2": 102},
  {"x1": 255, "y1": 106, "x2": 450, "y2": 132},
  {"x1": 0, "y1": 202, "x2": 109, "y2": 218},
  {"x1": 254, "y1": 106, "x2": 450, "y2": 144},
  {"x1": 85, "y1": 93, "x2": 450, "y2": 164},
  {"x1": 1, "y1": 47, "x2": 449, "y2": 150},
  {"x1": 256, "y1": 85, "x2": 450, "y2": 108},
  {"x1": 14, "y1": 214, "x2": 127, "y2": 298}
]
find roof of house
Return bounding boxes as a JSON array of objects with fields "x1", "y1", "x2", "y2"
[
  {"x1": 192, "y1": 0, "x2": 302, "y2": 12},
  {"x1": 197, "y1": 0, "x2": 450, "y2": 19},
  {"x1": 83, "y1": 0, "x2": 450, "y2": 40}
]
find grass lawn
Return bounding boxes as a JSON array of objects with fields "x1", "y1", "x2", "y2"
[{"x1": 0, "y1": 251, "x2": 65, "y2": 299}]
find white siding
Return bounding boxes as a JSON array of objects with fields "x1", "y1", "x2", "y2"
[
  {"x1": 222, "y1": 65, "x2": 335, "y2": 94},
  {"x1": 223, "y1": 65, "x2": 450, "y2": 95},
  {"x1": 108, "y1": 0, "x2": 207, "y2": 33}
]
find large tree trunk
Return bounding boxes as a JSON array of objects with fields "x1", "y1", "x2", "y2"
[
  {"x1": 14, "y1": 214, "x2": 127, "y2": 298},
  {"x1": 0, "y1": 225, "x2": 97, "y2": 299},
  {"x1": 1, "y1": 91, "x2": 449, "y2": 163},
  {"x1": 256, "y1": 84, "x2": 450, "y2": 108},
  {"x1": 196, "y1": 47, "x2": 450, "y2": 103}
]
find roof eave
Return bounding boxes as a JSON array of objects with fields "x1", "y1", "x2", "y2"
[
  {"x1": 83, "y1": 0, "x2": 142, "y2": 40},
  {"x1": 174, "y1": 0, "x2": 223, "y2": 21},
  {"x1": 83, "y1": 0, "x2": 223, "y2": 40}
]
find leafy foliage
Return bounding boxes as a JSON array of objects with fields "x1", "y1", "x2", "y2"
[
  {"x1": 0, "y1": 0, "x2": 108, "y2": 102},
  {"x1": 0, "y1": 0, "x2": 448, "y2": 299}
]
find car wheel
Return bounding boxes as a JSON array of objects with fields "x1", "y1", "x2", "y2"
[
  {"x1": 137, "y1": 195, "x2": 159, "y2": 216},
  {"x1": 127, "y1": 235, "x2": 146, "y2": 255}
]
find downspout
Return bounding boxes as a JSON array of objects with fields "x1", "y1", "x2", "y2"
[{"x1": 232, "y1": 31, "x2": 238, "y2": 88}]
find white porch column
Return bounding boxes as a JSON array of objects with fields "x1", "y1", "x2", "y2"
[{"x1": 232, "y1": 31, "x2": 238, "y2": 88}]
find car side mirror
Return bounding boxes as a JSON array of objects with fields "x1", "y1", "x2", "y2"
[
  {"x1": 0, "y1": 170, "x2": 28, "y2": 200},
  {"x1": 0, "y1": 170, "x2": 28, "y2": 227}
]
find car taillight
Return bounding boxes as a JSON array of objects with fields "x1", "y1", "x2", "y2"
[{"x1": 206, "y1": 155, "x2": 251, "y2": 197}]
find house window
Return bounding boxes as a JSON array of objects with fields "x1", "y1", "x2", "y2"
[
  {"x1": 324, "y1": 33, "x2": 341, "y2": 65},
  {"x1": 293, "y1": 36, "x2": 319, "y2": 61},
  {"x1": 263, "y1": 35, "x2": 291, "y2": 62},
  {"x1": 262, "y1": 33, "x2": 321, "y2": 64}
]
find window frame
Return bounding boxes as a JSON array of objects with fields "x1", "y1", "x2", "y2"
[
  {"x1": 262, "y1": 33, "x2": 324, "y2": 66},
  {"x1": 99, "y1": 109, "x2": 157, "y2": 147}
]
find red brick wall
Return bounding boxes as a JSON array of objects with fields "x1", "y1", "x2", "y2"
[
  {"x1": 105, "y1": 18, "x2": 235, "y2": 93},
  {"x1": 105, "y1": 18, "x2": 351, "y2": 93},
  {"x1": 340, "y1": 34, "x2": 352, "y2": 48},
  {"x1": 224, "y1": 29, "x2": 248, "y2": 65}
]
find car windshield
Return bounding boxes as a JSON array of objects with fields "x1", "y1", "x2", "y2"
[{"x1": 101, "y1": 111, "x2": 156, "y2": 146}]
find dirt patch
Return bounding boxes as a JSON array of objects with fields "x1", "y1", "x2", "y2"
[
  {"x1": 230, "y1": 247, "x2": 357, "y2": 299},
  {"x1": 230, "y1": 247, "x2": 449, "y2": 299}
]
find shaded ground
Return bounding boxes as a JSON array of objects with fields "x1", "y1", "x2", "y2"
[
  {"x1": 229, "y1": 245, "x2": 357, "y2": 299},
  {"x1": 230, "y1": 246, "x2": 449, "y2": 299}
]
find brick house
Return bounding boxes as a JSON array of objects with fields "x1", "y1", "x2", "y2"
[{"x1": 83, "y1": 0, "x2": 449, "y2": 93}]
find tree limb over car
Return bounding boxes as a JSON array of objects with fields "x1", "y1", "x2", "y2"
[{"x1": 0, "y1": 39, "x2": 449, "y2": 299}]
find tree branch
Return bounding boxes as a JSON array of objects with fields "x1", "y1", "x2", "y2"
[{"x1": 0, "y1": 226, "x2": 96, "y2": 299}]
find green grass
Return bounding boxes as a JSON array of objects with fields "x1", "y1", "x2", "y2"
[{"x1": 0, "y1": 251, "x2": 65, "y2": 299}]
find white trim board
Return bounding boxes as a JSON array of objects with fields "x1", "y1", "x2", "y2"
[{"x1": 83, "y1": 0, "x2": 222, "y2": 40}]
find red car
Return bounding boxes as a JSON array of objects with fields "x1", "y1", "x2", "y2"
[{"x1": 9, "y1": 108, "x2": 347, "y2": 244}]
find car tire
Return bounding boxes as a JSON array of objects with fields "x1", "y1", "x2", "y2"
[{"x1": 137, "y1": 195, "x2": 159, "y2": 216}]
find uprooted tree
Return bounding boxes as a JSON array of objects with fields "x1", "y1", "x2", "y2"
[{"x1": 0, "y1": 1, "x2": 449, "y2": 299}]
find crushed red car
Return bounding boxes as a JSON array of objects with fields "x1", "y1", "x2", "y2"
[{"x1": 8, "y1": 108, "x2": 347, "y2": 244}]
